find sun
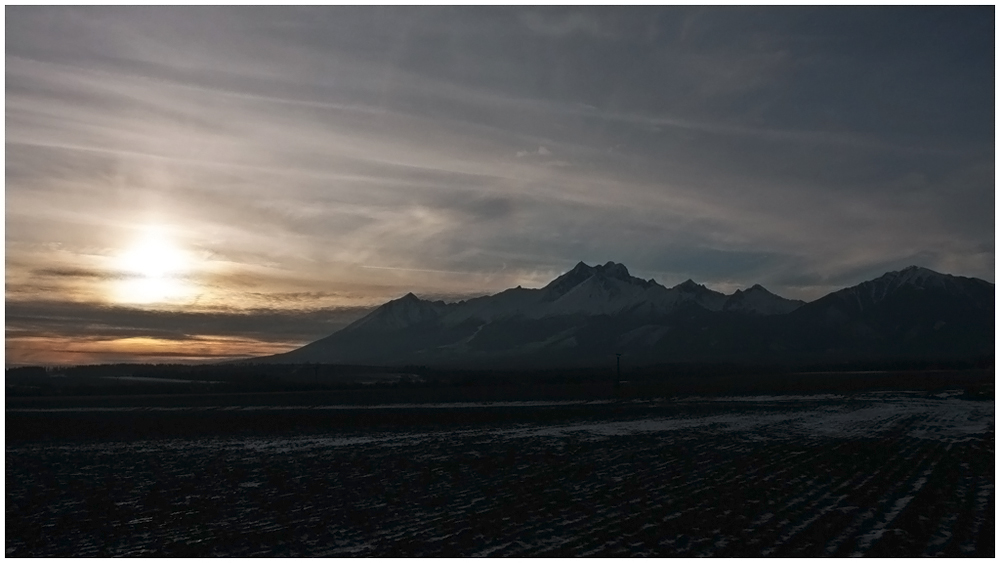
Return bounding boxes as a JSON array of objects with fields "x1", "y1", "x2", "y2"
[{"x1": 113, "y1": 225, "x2": 195, "y2": 304}]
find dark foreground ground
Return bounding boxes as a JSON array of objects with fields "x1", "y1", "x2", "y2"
[{"x1": 6, "y1": 375, "x2": 995, "y2": 556}]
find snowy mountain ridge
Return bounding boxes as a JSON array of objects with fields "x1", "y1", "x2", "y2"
[
  {"x1": 265, "y1": 262, "x2": 993, "y2": 366},
  {"x1": 348, "y1": 261, "x2": 804, "y2": 332}
]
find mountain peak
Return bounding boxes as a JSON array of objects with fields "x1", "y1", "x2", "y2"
[
  {"x1": 723, "y1": 283, "x2": 804, "y2": 315},
  {"x1": 675, "y1": 279, "x2": 705, "y2": 292},
  {"x1": 538, "y1": 260, "x2": 662, "y2": 309},
  {"x1": 595, "y1": 261, "x2": 631, "y2": 280},
  {"x1": 827, "y1": 264, "x2": 992, "y2": 313},
  {"x1": 541, "y1": 261, "x2": 601, "y2": 301},
  {"x1": 875, "y1": 265, "x2": 948, "y2": 288},
  {"x1": 344, "y1": 291, "x2": 448, "y2": 332},
  {"x1": 382, "y1": 292, "x2": 423, "y2": 308},
  {"x1": 893, "y1": 265, "x2": 937, "y2": 277}
]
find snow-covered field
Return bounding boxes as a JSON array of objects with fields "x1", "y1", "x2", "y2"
[{"x1": 6, "y1": 392, "x2": 994, "y2": 556}]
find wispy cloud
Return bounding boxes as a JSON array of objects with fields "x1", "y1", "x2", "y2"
[{"x1": 518, "y1": 10, "x2": 614, "y2": 39}]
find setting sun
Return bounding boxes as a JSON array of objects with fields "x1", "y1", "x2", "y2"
[{"x1": 113, "y1": 226, "x2": 195, "y2": 304}]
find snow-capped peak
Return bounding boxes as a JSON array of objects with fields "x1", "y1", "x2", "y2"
[
  {"x1": 541, "y1": 261, "x2": 598, "y2": 301},
  {"x1": 723, "y1": 284, "x2": 804, "y2": 315},
  {"x1": 537, "y1": 265, "x2": 667, "y2": 317},
  {"x1": 540, "y1": 260, "x2": 654, "y2": 302},
  {"x1": 892, "y1": 265, "x2": 949, "y2": 286},
  {"x1": 828, "y1": 265, "x2": 992, "y2": 312},
  {"x1": 863, "y1": 266, "x2": 953, "y2": 296},
  {"x1": 344, "y1": 292, "x2": 449, "y2": 332}
]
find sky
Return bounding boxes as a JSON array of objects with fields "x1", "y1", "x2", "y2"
[{"x1": 5, "y1": 6, "x2": 995, "y2": 366}]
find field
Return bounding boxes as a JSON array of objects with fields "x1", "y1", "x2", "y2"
[{"x1": 6, "y1": 378, "x2": 995, "y2": 556}]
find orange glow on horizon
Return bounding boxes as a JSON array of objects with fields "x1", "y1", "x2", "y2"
[{"x1": 5, "y1": 335, "x2": 302, "y2": 367}]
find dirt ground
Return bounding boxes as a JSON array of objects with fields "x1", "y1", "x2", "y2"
[{"x1": 6, "y1": 392, "x2": 994, "y2": 556}]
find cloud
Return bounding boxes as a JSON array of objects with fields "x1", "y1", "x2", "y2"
[
  {"x1": 438, "y1": 193, "x2": 518, "y2": 222},
  {"x1": 518, "y1": 10, "x2": 613, "y2": 39},
  {"x1": 5, "y1": 300, "x2": 373, "y2": 344},
  {"x1": 516, "y1": 146, "x2": 552, "y2": 158},
  {"x1": 33, "y1": 267, "x2": 116, "y2": 280}
]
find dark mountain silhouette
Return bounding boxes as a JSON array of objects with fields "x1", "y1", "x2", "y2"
[
  {"x1": 775, "y1": 266, "x2": 995, "y2": 362},
  {"x1": 263, "y1": 263, "x2": 992, "y2": 367}
]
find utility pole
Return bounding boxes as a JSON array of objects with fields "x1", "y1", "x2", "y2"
[{"x1": 615, "y1": 352, "x2": 622, "y2": 390}]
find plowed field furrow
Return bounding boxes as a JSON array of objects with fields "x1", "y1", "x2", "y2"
[
  {"x1": 822, "y1": 459, "x2": 922, "y2": 553},
  {"x1": 6, "y1": 394, "x2": 992, "y2": 557}
]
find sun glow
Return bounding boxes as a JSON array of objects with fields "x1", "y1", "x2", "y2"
[{"x1": 113, "y1": 225, "x2": 196, "y2": 304}]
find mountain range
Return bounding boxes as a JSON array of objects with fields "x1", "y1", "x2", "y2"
[{"x1": 263, "y1": 262, "x2": 994, "y2": 368}]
